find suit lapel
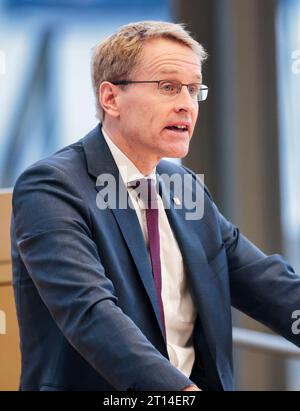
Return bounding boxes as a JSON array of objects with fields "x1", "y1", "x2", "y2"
[
  {"x1": 108, "y1": 205, "x2": 166, "y2": 340},
  {"x1": 82, "y1": 125, "x2": 167, "y2": 340},
  {"x1": 157, "y1": 171, "x2": 220, "y2": 367}
]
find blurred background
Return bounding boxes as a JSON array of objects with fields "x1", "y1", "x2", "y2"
[{"x1": 1, "y1": 0, "x2": 300, "y2": 390}]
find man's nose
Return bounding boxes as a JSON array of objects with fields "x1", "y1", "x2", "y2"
[{"x1": 173, "y1": 86, "x2": 196, "y2": 112}]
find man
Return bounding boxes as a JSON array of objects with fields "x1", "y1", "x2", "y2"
[{"x1": 11, "y1": 21, "x2": 300, "y2": 391}]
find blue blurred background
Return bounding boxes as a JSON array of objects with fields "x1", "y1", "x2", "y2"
[{"x1": 0, "y1": 0, "x2": 171, "y2": 185}]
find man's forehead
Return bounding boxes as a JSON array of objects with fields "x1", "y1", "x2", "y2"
[
  {"x1": 137, "y1": 60, "x2": 202, "y2": 81},
  {"x1": 137, "y1": 42, "x2": 202, "y2": 79},
  {"x1": 159, "y1": 68, "x2": 202, "y2": 80},
  {"x1": 142, "y1": 42, "x2": 200, "y2": 64}
]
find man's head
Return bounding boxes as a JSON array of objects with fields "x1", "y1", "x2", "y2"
[{"x1": 91, "y1": 21, "x2": 207, "y2": 172}]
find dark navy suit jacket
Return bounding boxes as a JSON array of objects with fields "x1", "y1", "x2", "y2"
[{"x1": 11, "y1": 125, "x2": 300, "y2": 391}]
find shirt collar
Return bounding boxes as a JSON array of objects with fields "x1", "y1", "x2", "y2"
[{"x1": 101, "y1": 126, "x2": 156, "y2": 186}]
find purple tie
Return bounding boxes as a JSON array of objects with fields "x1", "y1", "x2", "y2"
[{"x1": 136, "y1": 179, "x2": 166, "y2": 339}]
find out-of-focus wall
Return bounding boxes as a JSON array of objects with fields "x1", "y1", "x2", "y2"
[{"x1": 0, "y1": 0, "x2": 171, "y2": 188}]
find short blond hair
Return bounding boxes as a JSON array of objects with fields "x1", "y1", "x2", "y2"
[{"x1": 91, "y1": 21, "x2": 207, "y2": 121}]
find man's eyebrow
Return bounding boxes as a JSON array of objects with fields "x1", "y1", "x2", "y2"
[{"x1": 159, "y1": 69, "x2": 202, "y2": 81}]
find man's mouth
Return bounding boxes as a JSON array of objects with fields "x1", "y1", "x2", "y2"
[{"x1": 165, "y1": 123, "x2": 190, "y2": 133}]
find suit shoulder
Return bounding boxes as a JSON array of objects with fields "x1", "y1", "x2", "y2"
[
  {"x1": 14, "y1": 125, "x2": 102, "y2": 189},
  {"x1": 14, "y1": 139, "x2": 85, "y2": 190}
]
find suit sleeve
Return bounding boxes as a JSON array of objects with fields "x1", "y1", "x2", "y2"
[
  {"x1": 214, "y1": 201, "x2": 300, "y2": 348},
  {"x1": 12, "y1": 162, "x2": 194, "y2": 391}
]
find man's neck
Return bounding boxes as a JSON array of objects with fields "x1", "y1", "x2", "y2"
[{"x1": 102, "y1": 123, "x2": 158, "y2": 176}]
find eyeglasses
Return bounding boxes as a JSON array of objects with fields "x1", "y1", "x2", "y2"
[{"x1": 111, "y1": 80, "x2": 209, "y2": 102}]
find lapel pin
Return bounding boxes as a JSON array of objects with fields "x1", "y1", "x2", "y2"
[{"x1": 173, "y1": 196, "x2": 181, "y2": 206}]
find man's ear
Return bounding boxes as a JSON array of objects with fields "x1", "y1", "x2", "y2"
[{"x1": 99, "y1": 81, "x2": 120, "y2": 118}]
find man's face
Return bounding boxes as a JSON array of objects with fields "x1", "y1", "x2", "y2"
[{"x1": 116, "y1": 38, "x2": 201, "y2": 164}]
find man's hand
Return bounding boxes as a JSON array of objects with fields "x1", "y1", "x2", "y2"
[{"x1": 182, "y1": 384, "x2": 201, "y2": 391}]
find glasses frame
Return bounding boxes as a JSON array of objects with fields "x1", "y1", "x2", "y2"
[{"x1": 110, "y1": 80, "x2": 209, "y2": 102}]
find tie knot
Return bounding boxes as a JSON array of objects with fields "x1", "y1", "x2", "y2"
[{"x1": 129, "y1": 178, "x2": 158, "y2": 209}]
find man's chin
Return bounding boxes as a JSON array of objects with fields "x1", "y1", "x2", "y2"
[{"x1": 164, "y1": 144, "x2": 190, "y2": 159}]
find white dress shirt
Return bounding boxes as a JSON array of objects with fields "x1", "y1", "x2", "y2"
[{"x1": 102, "y1": 127, "x2": 197, "y2": 378}]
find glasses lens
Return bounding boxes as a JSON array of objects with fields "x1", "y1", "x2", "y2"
[
  {"x1": 198, "y1": 86, "x2": 208, "y2": 102},
  {"x1": 187, "y1": 84, "x2": 201, "y2": 99},
  {"x1": 158, "y1": 80, "x2": 180, "y2": 96}
]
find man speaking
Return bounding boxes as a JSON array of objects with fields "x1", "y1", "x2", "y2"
[{"x1": 11, "y1": 21, "x2": 300, "y2": 391}]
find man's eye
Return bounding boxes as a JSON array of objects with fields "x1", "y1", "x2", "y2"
[
  {"x1": 188, "y1": 85, "x2": 198, "y2": 95},
  {"x1": 160, "y1": 82, "x2": 176, "y2": 92}
]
